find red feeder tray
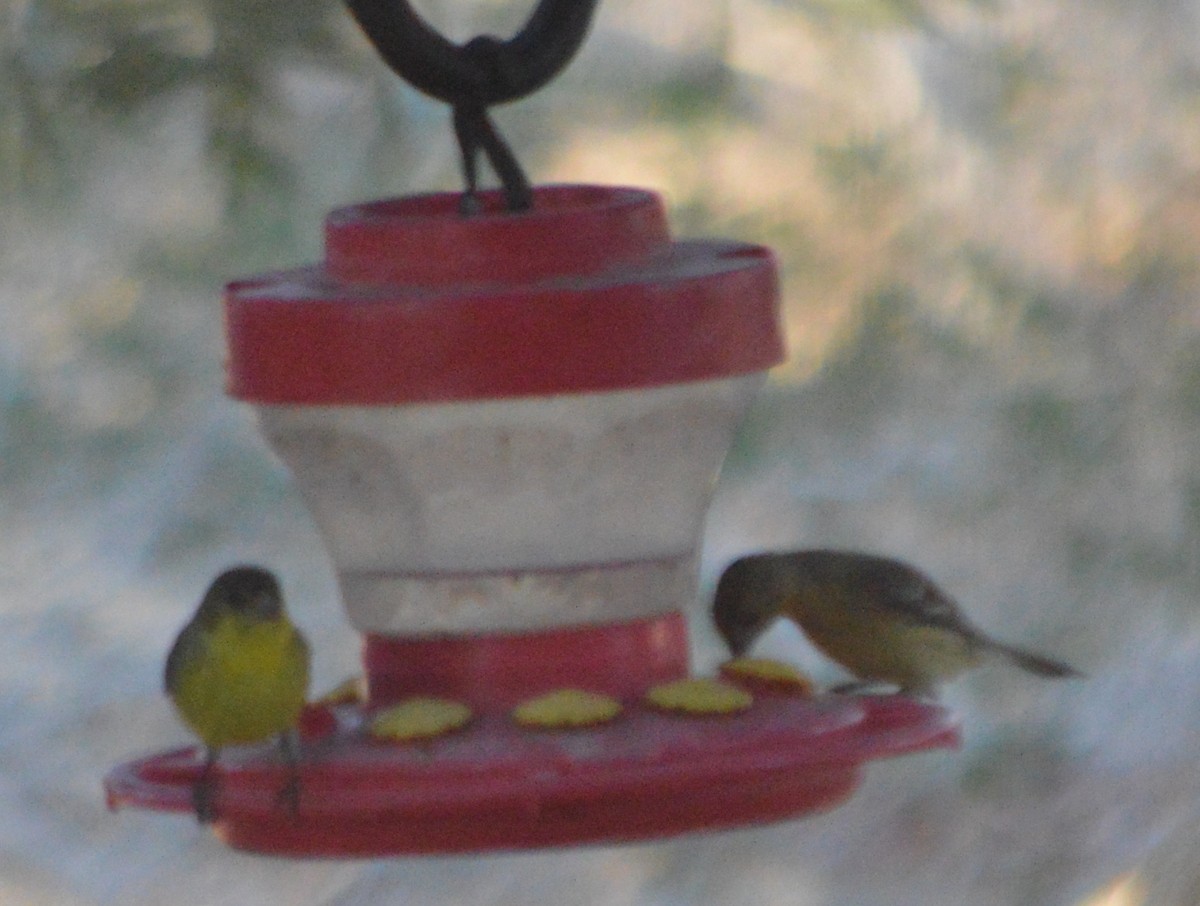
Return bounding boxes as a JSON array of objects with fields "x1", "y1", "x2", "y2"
[{"x1": 106, "y1": 615, "x2": 960, "y2": 856}]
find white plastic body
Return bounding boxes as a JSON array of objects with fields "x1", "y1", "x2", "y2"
[{"x1": 256, "y1": 374, "x2": 763, "y2": 634}]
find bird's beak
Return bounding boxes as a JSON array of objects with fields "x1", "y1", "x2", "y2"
[{"x1": 717, "y1": 624, "x2": 752, "y2": 658}]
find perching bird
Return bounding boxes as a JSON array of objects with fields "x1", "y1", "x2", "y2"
[
  {"x1": 164, "y1": 566, "x2": 311, "y2": 823},
  {"x1": 712, "y1": 550, "x2": 1080, "y2": 697}
]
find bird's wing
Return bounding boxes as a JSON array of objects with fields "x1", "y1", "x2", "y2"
[
  {"x1": 873, "y1": 569, "x2": 977, "y2": 637},
  {"x1": 164, "y1": 618, "x2": 206, "y2": 696},
  {"x1": 291, "y1": 624, "x2": 313, "y2": 691}
]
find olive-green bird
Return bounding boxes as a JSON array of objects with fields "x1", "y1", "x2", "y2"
[
  {"x1": 165, "y1": 566, "x2": 311, "y2": 823},
  {"x1": 712, "y1": 550, "x2": 1080, "y2": 697}
]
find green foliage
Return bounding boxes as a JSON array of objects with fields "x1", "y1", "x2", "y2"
[{"x1": 7, "y1": 0, "x2": 349, "y2": 208}]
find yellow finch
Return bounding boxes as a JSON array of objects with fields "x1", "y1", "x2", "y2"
[
  {"x1": 164, "y1": 566, "x2": 310, "y2": 823},
  {"x1": 712, "y1": 550, "x2": 1080, "y2": 697}
]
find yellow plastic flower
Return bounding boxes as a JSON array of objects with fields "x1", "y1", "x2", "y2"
[
  {"x1": 512, "y1": 688, "x2": 623, "y2": 729},
  {"x1": 369, "y1": 697, "x2": 473, "y2": 742},
  {"x1": 314, "y1": 675, "x2": 367, "y2": 706},
  {"x1": 644, "y1": 677, "x2": 752, "y2": 715},
  {"x1": 719, "y1": 657, "x2": 814, "y2": 694}
]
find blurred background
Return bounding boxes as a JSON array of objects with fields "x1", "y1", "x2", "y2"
[{"x1": 4, "y1": 0, "x2": 1200, "y2": 902}]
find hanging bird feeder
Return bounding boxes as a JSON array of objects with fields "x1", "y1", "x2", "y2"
[{"x1": 105, "y1": 0, "x2": 958, "y2": 856}]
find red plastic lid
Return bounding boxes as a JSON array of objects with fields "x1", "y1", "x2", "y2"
[{"x1": 224, "y1": 185, "x2": 784, "y2": 404}]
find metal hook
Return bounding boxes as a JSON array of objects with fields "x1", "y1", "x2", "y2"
[{"x1": 345, "y1": 0, "x2": 600, "y2": 212}]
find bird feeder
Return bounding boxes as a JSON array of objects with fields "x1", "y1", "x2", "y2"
[{"x1": 105, "y1": 0, "x2": 959, "y2": 856}]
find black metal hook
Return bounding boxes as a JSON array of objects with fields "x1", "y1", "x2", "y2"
[{"x1": 345, "y1": 0, "x2": 600, "y2": 212}]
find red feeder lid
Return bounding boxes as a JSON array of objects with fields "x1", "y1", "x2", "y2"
[
  {"x1": 224, "y1": 185, "x2": 784, "y2": 405},
  {"x1": 105, "y1": 614, "x2": 960, "y2": 856}
]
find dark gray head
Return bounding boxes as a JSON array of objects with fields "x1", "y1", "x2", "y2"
[
  {"x1": 712, "y1": 554, "x2": 790, "y2": 657},
  {"x1": 199, "y1": 565, "x2": 284, "y2": 621}
]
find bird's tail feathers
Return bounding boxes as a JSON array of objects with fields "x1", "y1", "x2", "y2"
[{"x1": 988, "y1": 641, "x2": 1083, "y2": 679}]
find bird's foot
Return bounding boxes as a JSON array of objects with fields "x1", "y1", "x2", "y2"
[
  {"x1": 192, "y1": 773, "x2": 218, "y2": 824},
  {"x1": 275, "y1": 773, "x2": 302, "y2": 818},
  {"x1": 276, "y1": 730, "x2": 302, "y2": 818},
  {"x1": 458, "y1": 191, "x2": 482, "y2": 215}
]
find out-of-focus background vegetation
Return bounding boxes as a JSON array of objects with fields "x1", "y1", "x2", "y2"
[{"x1": 4, "y1": 0, "x2": 1200, "y2": 902}]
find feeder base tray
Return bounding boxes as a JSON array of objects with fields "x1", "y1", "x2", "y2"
[{"x1": 105, "y1": 693, "x2": 958, "y2": 857}]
